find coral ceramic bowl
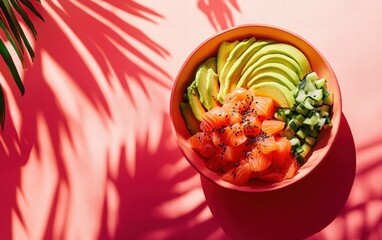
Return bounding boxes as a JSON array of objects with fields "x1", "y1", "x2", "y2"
[{"x1": 170, "y1": 24, "x2": 342, "y2": 192}]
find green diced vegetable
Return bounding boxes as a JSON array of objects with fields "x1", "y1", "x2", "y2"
[
  {"x1": 296, "y1": 103, "x2": 309, "y2": 116},
  {"x1": 313, "y1": 99, "x2": 323, "y2": 107},
  {"x1": 303, "y1": 117, "x2": 313, "y2": 126},
  {"x1": 295, "y1": 90, "x2": 307, "y2": 103},
  {"x1": 299, "y1": 143, "x2": 312, "y2": 158},
  {"x1": 274, "y1": 109, "x2": 287, "y2": 122},
  {"x1": 296, "y1": 129, "x2": 306, "y2": 139},
  {"x1": 292, "y1": 88, "x2": 299, "y2": 97},
  {"x1": 307, "y1": 89, "x2": 323, "y2": 101},
  {"x1": 306, "y1": 72, "x2": 318, "y2": 82},
  {"x1": 319, "y1": 105, "x2": 330, "y2": 117},
  {"x1": 314, "y1": 118, "x2": 326, "y2": 130},
  {"x1": 303, "y1": 99, "x2": 314, "y2": 110},
  {"x1": 290, "y1": 137, "x2": 301, "y2": 147},
  {"x1": 301, "y1": 125, "x2": 312, "y2": 136},
  {"x1": 280, "y1": 129, "x2": 295, "y2": 139},
  {"x1": 296, "y1": 155, "x2": 305, "y2": 165},
  {"x1": 323, "y1": 92, "x2": 334, "y2": 105},
  {"x1": 325, "y1": 116, "x2": 332, "y2": 126},
  {"x1": 304, "y1": 80, "x2": 317, "y2": 92},
  {"x1": 284, "y1": 109, "x2": 292, "y2": 116},
  {"x1": 310, "y1": 129, "x2": 319, "y2": 138},
  {"x1": 310, "y1": 114, "x2": 319, "y2": 125},
  {"x1": 299, "y1": 79, "x2": 306, "y2": 90},
  {"x1": 295, "y1": 114, "x2": 305, "y2": 126},
  {"x1": 315, "y1": 78, "x2": 327, "y2": 89},
  {"x1": 305, "y1": 136, "x2": 316, "y2": 145},
  {"x1": 288, "y1": 119, "x2": 299, "y2": 132},
  {"x1": 294, "y1": 146, "x2": 304, "y2": 155}
]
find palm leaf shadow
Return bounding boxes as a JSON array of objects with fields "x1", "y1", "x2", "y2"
[
  {"x1": 336, "y1": 138, "x2": 382, "y2": 239},
  {"x1": 1, "y1": 0, "x2": 226, "y2": 239},
  {"x1": 308, "y1": 137, "x2": 382, "y2": 239},
  {"x1": 99, "y1": 114, "x2": 224, "y2": 239},
  {"x1": 197, "y1": 0, "x2": 241, "y2": 31}
]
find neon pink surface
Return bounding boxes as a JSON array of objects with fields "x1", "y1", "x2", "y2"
[{"x1": 0, "y1": 1, "x2": 381, "y2": 239}]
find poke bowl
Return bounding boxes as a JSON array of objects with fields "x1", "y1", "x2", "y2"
[{"x1": 170, "y1": 24, "x2": 342, "y2": 192}]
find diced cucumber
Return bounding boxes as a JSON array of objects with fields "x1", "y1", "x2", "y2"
[
  {"x1": 307, "y1": 111, "x2": 320, "y2": 118},
  {"x1": 299, "y1": 143, "x2": 312, "y2": 158},
  {"x1": 307, "y1": 89, "x2": 323, "y2": 101},
  {"x1": 301, "y1": 125, "x2": 312, "y2": 136},
  {"x1": 310, "y1": 129, "x2": 319, "y2": 138},
  {"x1": 306, "y1": 72, "x2": 318, "y2": 82},
  {"x1": 280, "y1": 129, "x2": 295, "y2": 139},
  {"x1": 313, "y1": 99, "x2": 323, "y2": 107},
  {"x1": 290, "y1": 137, "x2": 301, "y2": 147},
  {"x1": 296, "y1": 129, "x2": 306, "y2": 139},
  {"x1": 315, "y1": 78, "x2": 327, "y2": 89},
  {"x1": 293, "y1": 88, "x2": 299, "y2": 97},
  {"x1": 283, "y1": 109, "x2": 292, "y2": 116},
  {"x1": 314, "y1": 118, "x2": 326, "y2": 130},
  {"x1": 325, "y1": 116, "x2": 332, "y2": 126},
  {"x1": 310, "y1": 114, "x2": 319, "y2": 125},
  {"x1": 305, "y1": 97, "x2": 315, "y2": 105},
  {"x1": 294, "y1": 147, "x2": 304, "y2": 155},
  {"x1": 305, "y1": 136, "x2": 316, "y2": 145},
  {"x1": 318, "y1": 105, "x2": 330, "y2": 117},
  {"x1": 295, "y1": 90, "x2": 307, "y2": 103},
  {"x1": 323, "y1": 92, "x2": 334, "y2": 105},
  {"x1": 296, "y1": 155, "x2": 305, "y2": 165},
  {"x1": 288, "y1": 119, "x2": 299, "y2": 132},
  {"x1": 296, "y1": 103, "x2": 309, "y2": 116},
  {"x1": 305, "y1": 97, "x2": 322, "y2": 108},
  {"x1": 295, "y1": 114, "x2": 305, "y2": 126},
  {"x1": 274, "y1": 109, "x2": 287, "y2": 122},
  {"x1": 304, "y1": 80, "x2": 317, "y2": 92},
  {"x1": 298, "y1": 79, "x2": 306, "y2": 90},
  {"x1": 303, "y1": 99, "x2": 314, "y2": 110},
  {"x1": 303, "y1": 118, "x2": 313, "y2": 126}
]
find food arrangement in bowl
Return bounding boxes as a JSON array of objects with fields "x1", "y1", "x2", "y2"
[{"x1": 170, "y1": 25, "x2": 341, "y2": 190}]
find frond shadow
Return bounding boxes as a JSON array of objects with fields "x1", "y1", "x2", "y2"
[
  {"x1": 308, "y1": 134, "x2": 382, "y2": 239},
  {"x1": 0, "y1": 0, "x2": 226, "y2": 239},
  {"x1": 197, "y1": 0, "x2": 241, "y2": 31},
  {"x1": 99, "y1": 114, "x2": 224, "y2": 239}
]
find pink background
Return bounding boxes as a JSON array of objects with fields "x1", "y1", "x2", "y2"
[{"x1": 0, "y1": 0, "x2": 381, "y2": 239}]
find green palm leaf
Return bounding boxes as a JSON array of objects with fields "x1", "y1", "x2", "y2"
[
  {"x1": 0, "y1": 85, "x2": 5, "y2": 129},
  {"x1": 0, "y1": 17, "x2": 24, "y2": 64},
  {"x1": 0, "y1": 0, "x2": 43, "y2": 129},
  {"x1": 19, "y1": 0, "x2": 43, "y2": 21}
]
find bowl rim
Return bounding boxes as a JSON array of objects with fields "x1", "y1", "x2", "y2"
[{"x1": 170, "y1": 23, "x2": 342, "y2": 193}]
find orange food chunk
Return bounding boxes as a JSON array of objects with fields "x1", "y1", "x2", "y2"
[{"x1": 261, "y1": 120, "x2": 285, "y2": 136}]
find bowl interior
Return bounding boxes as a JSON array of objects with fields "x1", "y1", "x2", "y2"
[{"x1": 170, "y1": 24, "x2": 342, "y2": 192}]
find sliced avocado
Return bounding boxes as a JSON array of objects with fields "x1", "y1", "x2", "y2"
[
  {"x1": 237, "y1": 53, "x2": 302, "y2": 88},
  {"x1": 221, "y1": 40, "x2": 274, "y2": 98},
  {"x1": 250, "y1": 82, "x2": 295, "y2": 108},
  {"x1": 180, "y1": 102, "x2": 201, "y2": 135},
  {"x1": 187, "y1": 81, "x2": 206, "y2": 121},
  {"x1": 218, "y1": 37, "x2": 256, "y2": 101},
  {"x1": 250, "y1": 62, "x2": 300, "y2": 86},
  {"x1": 195, "y1": 57, "x2": 217, "y2": 110},
  {"x1": 217, "y1": 40, "x2": 239, "y2": 76},
  {"x1": 247, "y1": 72, "x2": 297, "y2": 91},
  {"x1": 242, "y1": 43, "x2": 311, "y2": 79},
  {"x1": 206, "y1": 68, "x2": 221, "y2": 109}
]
